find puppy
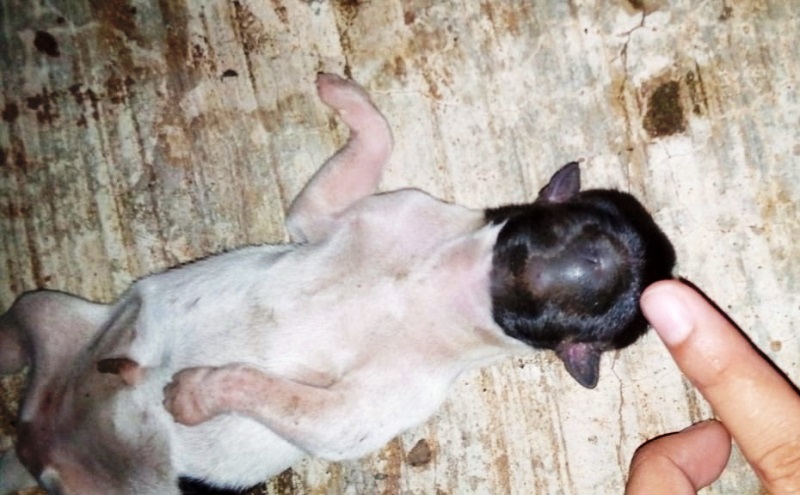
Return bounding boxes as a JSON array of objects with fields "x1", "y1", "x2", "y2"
[{"x1": 0, "y1": 73, "x2": 674, "y2": 494}]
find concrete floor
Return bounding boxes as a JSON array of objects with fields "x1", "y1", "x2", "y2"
[{"x1": 1, "y1": 1, "x2": 798, "y2": 493}]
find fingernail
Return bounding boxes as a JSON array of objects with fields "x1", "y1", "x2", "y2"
[
  {"x1": 681, "y1": 419, "x2": 714, "y2": 433},
  {"x1": 641, "y1": 285, "x2": 694, "y2": 347}
]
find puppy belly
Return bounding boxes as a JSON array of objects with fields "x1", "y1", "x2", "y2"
[{"x1": 173, "y1": 414, "x2": 304, "y2": 487}]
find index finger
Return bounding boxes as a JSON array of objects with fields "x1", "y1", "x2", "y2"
[{"x1": 641, "y1": 280, "x2": 800, "y2": 493}]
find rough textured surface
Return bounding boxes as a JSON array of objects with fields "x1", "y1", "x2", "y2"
[{"x1": 1, "y1": 1, "x2": 798, "y2": 493}]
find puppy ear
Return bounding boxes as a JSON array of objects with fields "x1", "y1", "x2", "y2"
[
  {"x1": 537, "y1": 162, "x2": 581, "y2": 203},
  {"x1": 555, "y1": 341, "x2": 601, "y2": 388}
]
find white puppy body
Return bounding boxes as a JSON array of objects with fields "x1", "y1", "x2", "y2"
[
  {"x1": 2, "y1": 73, "x2": 676, "y2": 494},
  {"x1": 0, "y1": 74, "x2": 526, "y2": 493},
  {"x1": 159, "y1": 189, "x2": 512, "y2": 485}
]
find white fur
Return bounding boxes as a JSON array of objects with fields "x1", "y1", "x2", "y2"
[{"x1": 0, "y1": 74, "x2": 529, "y2": 494}]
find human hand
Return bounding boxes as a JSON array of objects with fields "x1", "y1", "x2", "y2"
[{"x1": 625, "y1": 280, "x2": 800, "y2": 494}]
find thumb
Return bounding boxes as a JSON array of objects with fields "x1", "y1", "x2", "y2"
[
  {"x1": 640, "y1": 279, "x2": 800, "y2": 493},
  {"x1": 626, "y1": 420, "x2": 732, "y2": 494}
]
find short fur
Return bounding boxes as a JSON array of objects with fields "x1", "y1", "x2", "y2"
[
  {"x1": 0, "y1": 74, "x2": 674, "y2": 494},
  {"x1": 488, "y1": 165, "x2": 674, "y2": 386}
]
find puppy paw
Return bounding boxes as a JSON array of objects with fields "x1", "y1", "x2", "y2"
[
  {"x1": 316, "y1": 73, "x2": 372, "y2": 112},
  {"x1": 163, "y1": 367, "x2": 221, "y2": 426}
]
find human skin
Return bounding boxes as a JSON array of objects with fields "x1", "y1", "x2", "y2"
[{"x1": 626, "y1": 280, "x2": 800, "y2": 494}]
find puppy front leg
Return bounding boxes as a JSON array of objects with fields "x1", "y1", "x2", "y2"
[
  {"x1": 164, "y1": 364, "x2": 363, "y2": 458},
  {"x1": 285, "y1": 73, "x2": 393, "y2": 243}
]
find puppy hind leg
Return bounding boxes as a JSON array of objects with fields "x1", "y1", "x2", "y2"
[
  {"x1": 286, "y1": 73, "x2": 393, "y2": 243},
  {"x1": 0, "y1": 291, "x2": 110, "y2": 375}
]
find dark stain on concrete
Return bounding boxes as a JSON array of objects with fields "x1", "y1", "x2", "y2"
[
  {"x1": 34, "y1": 31, "x2": 60, "y2": 57},
  {"x1": 643, "y1": 80, "x2": 685, "y2": 138},
  {"x1": 407, "y1": 438, "x2": 433, "y2": 467},
  {"x1": 2, "y1": 102, "x2": 19, "y2": 123}
]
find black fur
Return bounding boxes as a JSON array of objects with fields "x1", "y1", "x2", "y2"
[
  {"x1": 178, "y1": 477, "x2": 256, "y2": 495},
  {"x1": 486, "y1": 163, "x2": 675, "y2": 387}
]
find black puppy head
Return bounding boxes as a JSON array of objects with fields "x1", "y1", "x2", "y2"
[{"x1": 487, "y1": 163, "x2": 675, "y2": 388}]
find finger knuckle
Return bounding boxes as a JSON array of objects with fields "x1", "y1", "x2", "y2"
[
  {"x1": 687, "y1": 352, "x2": 739, "y2": 391},
  {"x1": 755, "y1": 438, "x2": 800, "y2": 493},
  {"x1": 628, "y1": 440, "x2": 680, "y2": 476}
]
